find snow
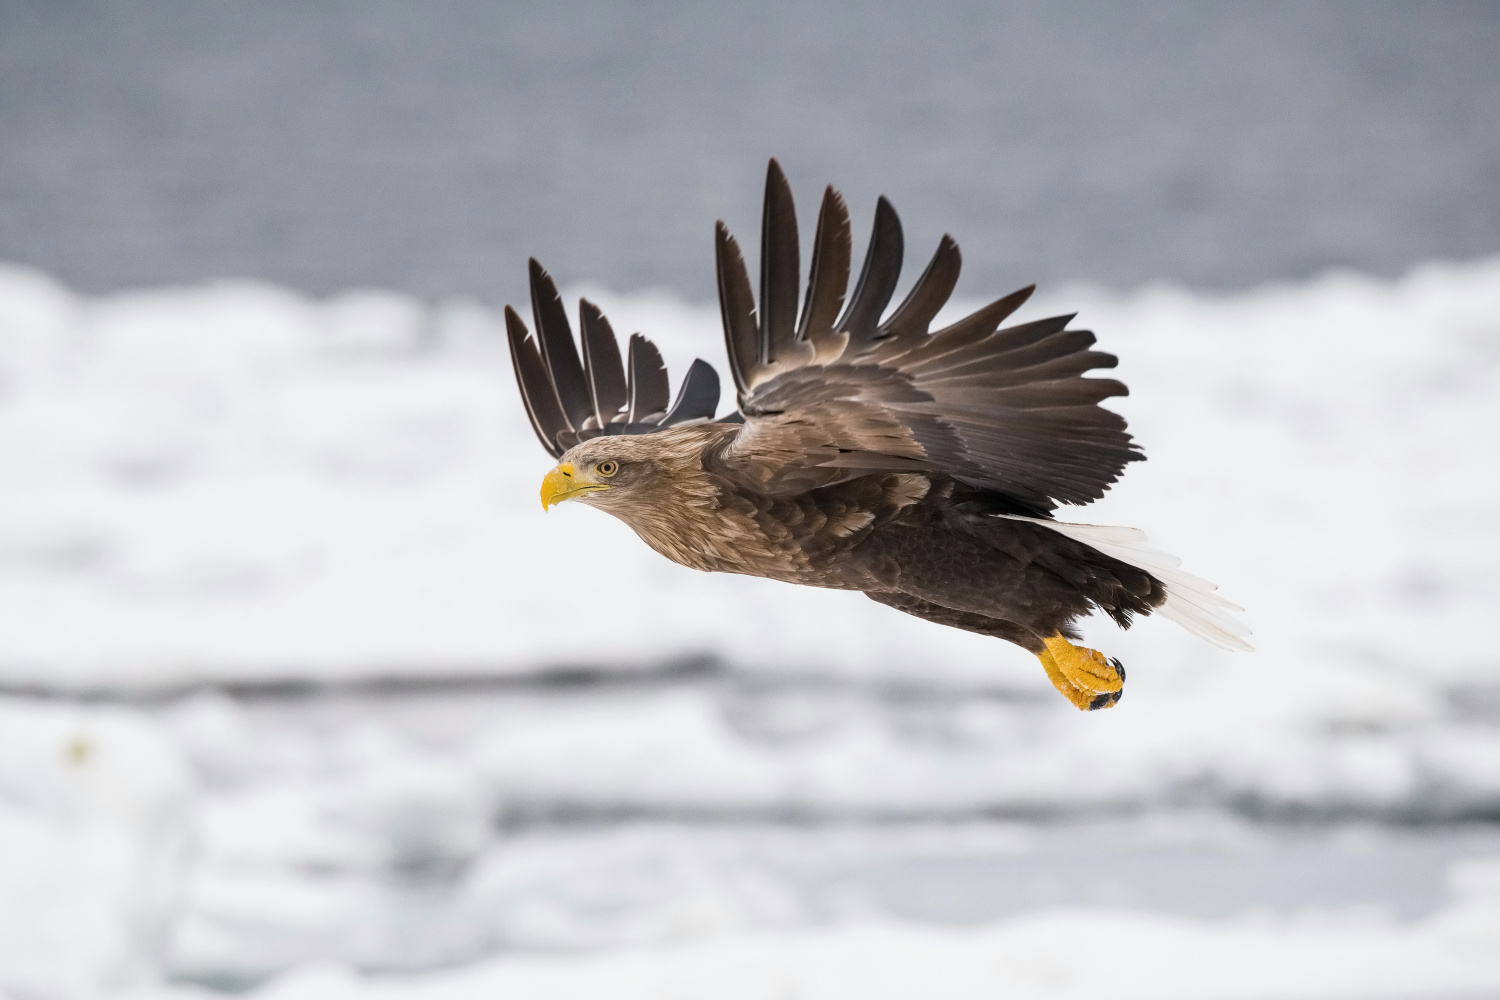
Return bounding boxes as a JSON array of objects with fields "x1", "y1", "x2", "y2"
[
  {"x1": 0, "y1": 258, "x2": 1498, "y2": 996},
  {"x1": 138, "y1": 878, "x2": 1500, "y2": 1000},
  {"x1": 0, "y1": 698, "x2": 193, "y2": 995}
]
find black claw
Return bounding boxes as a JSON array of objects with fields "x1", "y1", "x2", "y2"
[
  {"x1": 1087, "y1": 689, "x2": 1122, "y2": 711},
  {"x1": 1108, "y1": 656, "x2": 1126, "y2": 682}
]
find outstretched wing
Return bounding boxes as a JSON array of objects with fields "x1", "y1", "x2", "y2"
[
  {"x1": 506, "y1": 258, "x2": 722, "y2": 458},
  {"x1": 709, "y1": 159, "x2": 1141, "y2": 513}
]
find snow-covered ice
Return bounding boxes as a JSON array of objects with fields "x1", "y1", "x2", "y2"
[
  {"x1": 0, "y1": 699, "x2": 192, "y2": 995},
  {"x1": 0, "y1": 257, "x2": 1498, "y2": 996},
  {"x1": 146, "y1": 886, "x2": 1500, "y2": 1000}
]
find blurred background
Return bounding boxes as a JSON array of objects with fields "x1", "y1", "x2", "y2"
[{"x1": 1, "y1": 2, "x2": 1499, "y2": 997}]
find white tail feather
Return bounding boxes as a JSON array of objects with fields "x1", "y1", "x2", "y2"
[{"x1": 1000, "y1": 516, "x2": 1254, "y2": 652}]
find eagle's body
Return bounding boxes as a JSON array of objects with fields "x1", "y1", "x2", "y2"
[
  {"x1": 509, "y1": 161, "x2": 1250, "y2": 710},
  {"x1": 566, "y1": 428, "x2": 1165, "y2": 644}
]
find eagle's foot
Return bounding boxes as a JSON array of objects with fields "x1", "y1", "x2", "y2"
[{"x1": 1038, "y1": 633, "x2": 1125, "y2": 711}]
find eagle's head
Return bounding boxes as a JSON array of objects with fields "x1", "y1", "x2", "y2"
[{"x1": 538, "y1": 426, "x2": 725, "y2": 515}]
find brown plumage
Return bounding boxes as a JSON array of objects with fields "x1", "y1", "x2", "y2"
[{"x1": 509, "y1": 160, "x2": 1251, "y2": 711}]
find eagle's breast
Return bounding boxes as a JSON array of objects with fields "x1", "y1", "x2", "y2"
[{"x1": 611, "y1": 469, "x2": 931, "y2": 591}]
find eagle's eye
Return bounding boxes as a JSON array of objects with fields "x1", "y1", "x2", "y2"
[{"x1": 596, "y1": 460, "x2": 620, "y2": 477}]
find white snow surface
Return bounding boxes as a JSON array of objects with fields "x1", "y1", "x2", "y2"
[
  {"x1": 139, "y1": 882, "x2": 1500, "y2": 1000},
  {"x1": 0, "y1": 698, "x2": 193, "y2": 995},
  {"x1": 1, "y1": 259, "x2": 1499, "y2": 997}
]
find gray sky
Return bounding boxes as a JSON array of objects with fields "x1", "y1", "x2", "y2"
[{"x1": 2, "y1": 1, "x2": 1498, "y2": 302}]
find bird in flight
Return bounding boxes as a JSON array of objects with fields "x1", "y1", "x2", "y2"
[{"x1": 506, "y1": 160, "x2": 1250, "y2": 710}]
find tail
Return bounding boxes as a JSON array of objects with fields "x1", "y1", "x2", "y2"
[{"x1": 1001, "y1": 516, "x2": 1254, "y2": 652}]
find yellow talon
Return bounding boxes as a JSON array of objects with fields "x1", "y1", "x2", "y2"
[{"x1": 1038, "y1": 633, "x2": 1125, "y2": 711}]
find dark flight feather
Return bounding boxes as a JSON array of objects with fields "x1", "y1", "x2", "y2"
[
  {"x1": 528, "y1": 259, "x2": 591, "y2": 433},
  {"x1": 759, "y1": 159, "x2": 802, "y2": 368},
  {"x1": 872, "y1": 285, "x2": 1036, "y2": 370},
  {"x1": 796, "y1": 186, "x2": 852, "y2": 351},
  {"x1": 626, "y1": 334, "x2": 670, "y2": 424},
  {"x1": 579, "y1": 299, "x2": 628, "y2": 428},
  {"x1": 715, "y1": 222, "x2": 759, "y2": 397},
  {"x1": 837, "y1": 196, "x2": 904, "y2": 349},
  {"x1": 505, "y1": 305, "x2": 569, "y2": 458},
  {"x1": 877, "y1": 234, "x2": 961, "y2": 344},
  {"x1": 659, "y1": 359, "x2": 721, "y2": 427}
]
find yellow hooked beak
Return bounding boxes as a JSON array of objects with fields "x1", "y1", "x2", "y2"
[{"x1": 540, "y1": 462, "x2": 608, "y2": 510}]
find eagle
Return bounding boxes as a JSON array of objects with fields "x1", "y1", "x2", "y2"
[{"x1": 505, "y1": 160, "x2": 1250, "y2": 711}]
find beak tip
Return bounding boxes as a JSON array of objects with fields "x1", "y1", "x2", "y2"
[{"x1": 540, "y1": 466, "x2": 567, "y2": 511}]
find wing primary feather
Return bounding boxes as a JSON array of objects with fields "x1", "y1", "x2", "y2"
[
  {"x1": 796, "y1": 185, "x2": 852, "y2": 348},
  {"x1": 908, "y1": 319, "x2": 1087, "y2": 379},
  {"x1": 837, "y1": 195, "x2": 904, "y2": 349},
  {"x1": 715, "y1": 222, "x2": 758, "y2": 397},
  {"x1": 578, "y1": 299, "x2": 629, "y2": 427},
  {"x1": 927, "y1": 284, "x2": 1036, "y2": 342},
  {"x1": 878, "y1": 234, "x2": 961, "y2": 344},
  {"x1": 626, "y1": 333, "x2": 671, "y2": 423},
  {"x1": 658, "y1": 358, "x2": 721, "y2": 426},
  {"x1": 527, "y1": 258, "x2": 591, "y2": 431},
  {"x1": 504, "y1": 305, "x2": 568, "y2": 458},
  {"x1": 871, "y1": 284, "x2": 1037, "y2": 370},
  {"x1": 759, "y1": 159, "x2": 801, "y2": 367}
]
